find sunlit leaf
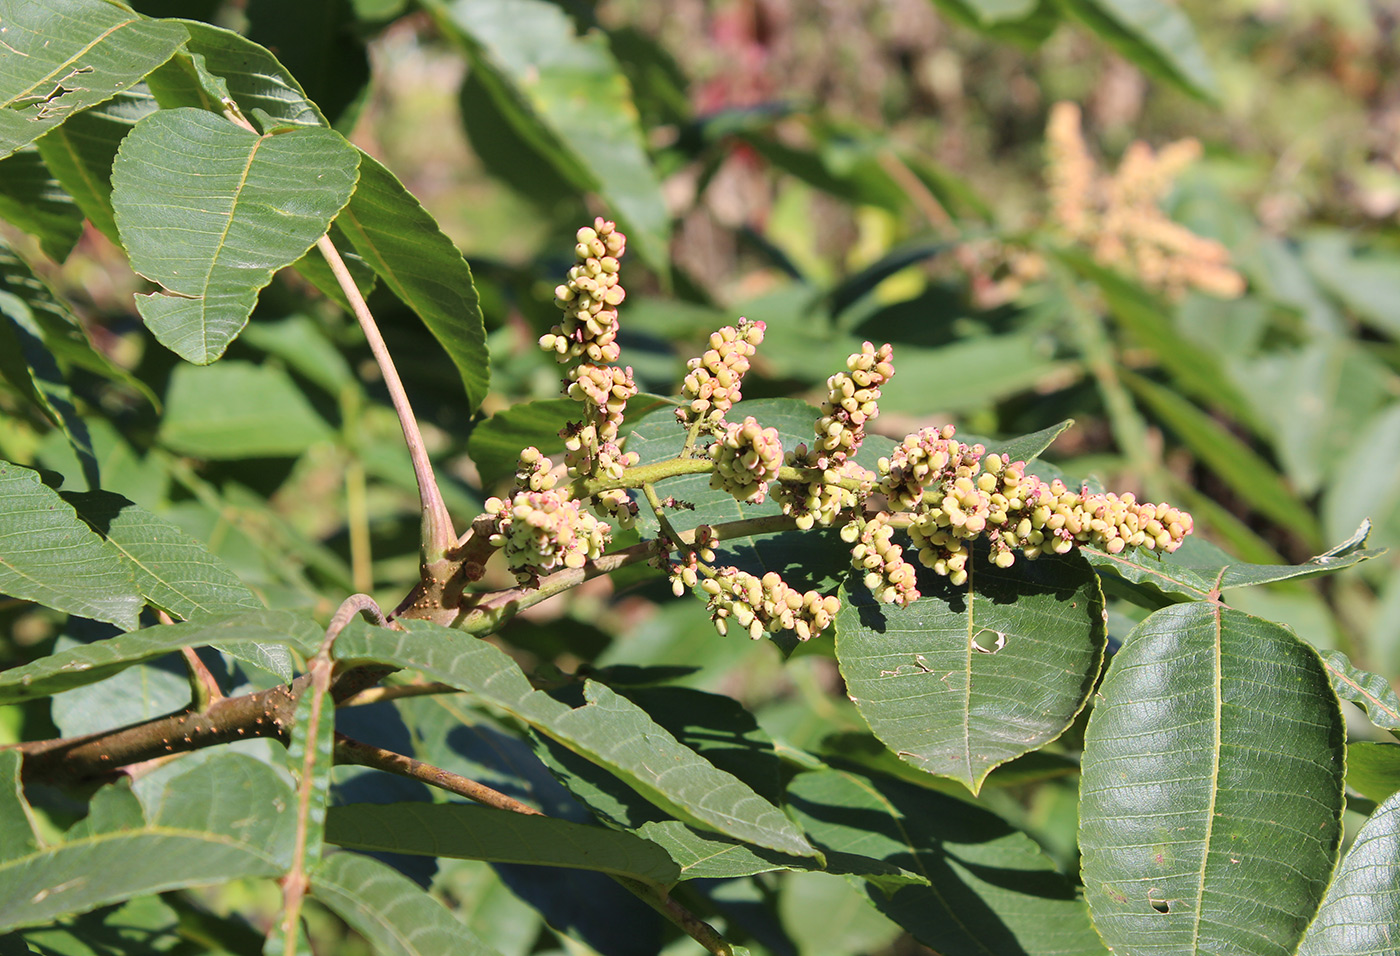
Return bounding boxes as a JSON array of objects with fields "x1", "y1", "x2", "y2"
[{"x1": 1080, "y1": 603, "x2": 1345, "y2": 954}]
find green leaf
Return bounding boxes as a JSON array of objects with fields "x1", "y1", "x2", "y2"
[
  {"x1": 786, "y1": 768, "x2": 1106, "y2": 955},
  {"x1": 34, "y1": 87, "x2": 157, "y2": 246},
  {"x1": 426, "y1": 0, "x2": 670, "y2": 272},
  {"x1": 12, "y1": 895, "x2": 190, "y2": 956},
  {"x1": 1322, "y1": 403, "x2": 1400, "y2": 553},
  {"x1": 110, "y1": 108, "x2": 360, "y2": 364},
  {"x1": 0, "y1": 147, "x2": 84, "y2": 261},
  {"x1": 157, "y1": 361, "x2": 336, "y2": 459},
  {"x1": 467, "y1": 398, "x2": 581, "y2": 489},
  {"x1": 281, "y1": 667, "x2": 335, "y2": 892},
  {"x1": 929, "y1": 0, "x2": 1061, "y2": 46},
  {"x1": 311, "y1": 852, "x2": 503, "y2": 956},
  {"x1": 1087, "y1": 520, "x2": 1384, "y2": 607},
  {"x1": 0, "y1": 751, "x2": 40, "y2": 864},
  {"x1": 1123, "y1": 369, "x2": 1322, "y2": 547},
  {"x1": 244, "y1": 0, "x2": 371, "y2": 130},
  {"x1": 987, "y1": 419, "x2": 1076, "y2": 467},
  {"x1": 326, "y1": 802, "x2": 681, "y2": 886},
  {"x1": 0, "y1": 0, "x2": 185, "y2": 159},
  {"x1": 64, "y1": 490, "x2": 262, "y2": 621},
  {"x1": 1079, "y1": 603, "x2": 1345, "y2": 955},
  {"x1": 1057, "y1": 0, "x2": 1218, "y2": 101},
  {"x1": 1297, "y1": 789, "x2": 1400, "y2": 956},
  {"x1": 874, "y1": 331, "x2": 1071, "y2": 416},
  {"x1": 0, "y1": 754, "x2": 292, "y2": 933},
  {"x1": 1345, "y1": 742, "x2": 1400, "y2": 804},
  {"x1": 334, "y1": 151, "x2": 488, "y2": 411},
  {"x1": 836, "y1": 551, "x2": 1105, "y2": 794},
  {"x1": 0, "y1": 459, "x2": 140, "y2": 629},
  {"x1": 0, "y1": 609, "x2": 322, "y2": 703},
  {"x1": 238, "y1": 314, "x2": 358, "y2": 398},
  {"x1": 332, "y1": 620, "x2": 820, "y2": 859},
  {"x1": 1319, "y1": 648, "x2": 1400, "y2": 732},
  {"x1": 1301, "y1": 230, "x2": 1400, "y2": 340}
]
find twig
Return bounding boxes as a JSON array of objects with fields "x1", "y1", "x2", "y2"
[
  {"x1": 339, "y1": 681, "x2": 462, "y2": 707},
  {"x1": 333, "y1": 734, "x2": 543, "y2": 815},
  {"x1": 876, "y1": 148, "x2": 956, "y2": 237}
]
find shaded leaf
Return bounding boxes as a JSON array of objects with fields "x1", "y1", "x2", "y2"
[
  {"x1": 836, "y1": 551, "x2": 1105, "y2": 793},
  {"x1": 0, "y1": 609, "x2": 321, "y2": 703},
  {"x1": 1319, "y1": 648, "x2": 1400, "y2": 732},
  {"x1": 157, "y1": 361, "x2": 336, "y2": 459},
  {"x1": 0, "y1": 1, "x2": 185, "y2": 158},
  {"x1": 332, "y1": 620, "x2": 820, "y2": 859},
  {"x1": 1345, "y1": 742, "x2": 1400, "y2": 805},
  {"x1": 426, "y1": 0, "x2": 670, "y2": 271},
  {"x1": 1079, "y1": 603, "x2": 1345, "y2": 955},
  {"x1": 326, "y1": 802, "x2": 680, "y2": 886},
  {"x1": 12, "y1": 895, "x2": 188, "y2": 956},
  {"x1": 244, "y1": 0, "x2": 371, "y2": 130},
  {"x1": 110, "y1": 108, "x2": 360, "y2": 363},
  {"x1": 0, "y1": 750, "x2": 40, "y2": 864},
  {"x1": 466, "y1": 400, "x2": 577, "y2": 490},
  {"x1": 311, "y1": 852, "x2": 502, "y2": 956},
  {"x1": 1301, "y1": 230, "x2": 1400, "y2": 340},
  {"x1": 1058, "y1": 0, "x2": 1218, "y2": 100},
  {"x1": 0, "y1": 147, "x2": 83, "y2": 261},
  {"x1": 335, "y1": 151, "x2": 489, "y2": 411},
  {"x1": 0, "y1": 459, "x2": 140, "y2": 629},
  {"x1": 0, "y1": 755, "x2": 292, "y2": 933},
  {"x1": 787, "y1": 767, "x2": 1106, "y2": 955},
  {"x1": 1297, "y1": 789, "x2": 1400, "y2": 956}
]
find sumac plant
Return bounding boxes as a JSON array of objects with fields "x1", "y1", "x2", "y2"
[{"x1": 1, "y1": 3, "x2": 1398, "y2": 956}]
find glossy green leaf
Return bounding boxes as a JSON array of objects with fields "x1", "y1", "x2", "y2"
[
  {"x1": 1124, "y1": 369, "x2": 1322, "y2": 547},
  {"x1": 1058, "y1": 0, "x2": 1218, "y2": 100},
  {"x1": 326, "y1": 802, "x2": 680, "y2": 886},
  {"x1": 1087, "y1": 520, "x2": 1384, "y2": 607},
  {"x1": 1297, "y1": 789, "x2": 1400, "y2": 956},
  {"x1": 0, "y1": 755, "x2": 292, "y2": 933},
  {"x1": 311, "y1": 852, "x2": 502, "y2": 956},
  {"x1": 110, "y1": 108, "x2": 359, "y2": 364},
  {"x1": 786, "y1": 768, "x2": 1106, "y2": 955},
  {"x1": 1318, "y1": 648, "x2": 1400, "y2": 732},
  {"x1": 1345, "y1": 742, "x2": 1400, "y2": 805},
  {"x1": 0, "y1": 147, "x2": 83, "y2": 261},
  {"x1": 34, "y1": 87, "x2": 156, "y2": 245},
  {"x1": 332, "y1": 620, "x2": 820, "y2": 859},
  {"x1": 158, "y1": 361, "x2": 336, "y2": 458},
  {"x1": 0, "y1": 609, "x2": 322, "y2": 703},
  {"x1": 1079, "y1": 603, "x2": 1345, "y2": 955},
  {"x1": 0, "y1": 0, "x2": 185, "y2": 158},
  {"x1": 836, "y1": 551, "x2": 1105, "y2": 793},
  {"x1": 334, "y1": 151, "x2": 488, "y2": 411},
  {"x1": 64, "y1": 490, "x2": 262, "y2": 621},
  {"x1": 0, "y1": 459, "x2": 140, "y2": 629},
  {"x1": 427, "y1": 0, "x2": 669, "y2": 271}
]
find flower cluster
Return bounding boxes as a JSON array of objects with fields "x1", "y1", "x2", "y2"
[
  {"x1": 709, "y1": 416, "x2": 784, "y2": 504},
  {"x1": 845, "y1": 512, "x2": 919, "y2": 607},
  {"x1": 677, "y1": 319, "x2": 765, "y2": 432},
  {"x1": 539, "y1": 219, "x2": 628, "y2": 364},
  {"x1": 1045, "y1": 101, "x2": 1244, "y2": 300},
  {"x1": 700, "y1": 566, "x2": 842, "y2": 641},
  {"x1": 877, "y1": 429, "x2": 1192, "y2": 591},
  {"x1": 485, "y1": 452, "x2": 612, "y2": 585},
  {"x1": 775, "y1": 458, "x2": 874, "y2": 531}
]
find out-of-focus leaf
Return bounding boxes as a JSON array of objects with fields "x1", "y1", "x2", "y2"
[
  {"x1": 311, "y1": 852, "x2": 502, "y2": 956},
  {"x1": 34, "y1": 87, "x2": 156, "y2": 245},
  {"x1": 238, "y1": 314, "x2": 358, "y2": 398},
  {"x1": 0, "y1": 610, "x2": 321, "y2": 703},
  {"x1": 0, "y1": 459, "x2": 140, "y2": 630},
  {"x1": 326, "y1": 802, "x2": 680, "y2": 885},
  {"x1": 825, "y1": 239, "x2": 949, "y2": 319},
  {"x1": 158, "y1": 361, "x2": 335, "y2": 459},
  {"x1": 928, "y1": 0, "x2": 1061, "y2": 46},
  {"x1": 836, "y1": 551, "x2": 1105, "y2": 794},
  {"x1": 1087, "y1": 519, "x2": 1384, "y2": 607},
  {"x1": 1297, "y1": 789, "x2": 1400, "y2": 956},
  {"x1": 0, "y1": 1, "x2": 185, "y2": 158},
  {"x1": 1319, "y1": 648, "x2": 1400, "y2": 732},
  {"x1": 1058, "y1": 0, "x2": 1218, "y2": 100},
  {"x1": 1323, "y1": 403, "x2": 1400, "y2": 552},
  {"x1": 0, "y1": 755, "x2": 293, "y2": 933},
  {"x1": 1346, "y1": 742, "x2": 1400, "y2": 804},
  {"x1": 787, "y1": 768, "x2": 1106, "y2": 955},
  {"x1": 778, "y1": 871, "x2": 900, "y2": 956},
  {"x1": 335, "y1": 151, "x2": 489, "y2": 411},
  {"x1": 64, "y1": 490, "x2": 262, "y2": 621},
  {"x1": 1080, "y1": 603, "x2": 1344, "y2": 954},
  {"x1": 333, "y1": 620, "x2": 820, "y2": 859},
  {"x1": 425, "y1": 0, "x2": 670, "y2": 271},
  {"x1": 1124, "y1": 369, "x2": 1322, "y2": 547},
  {"x1": 1302, "y1": 230, "x2": 1400, "y2": 339},
  {"x1": 876, "y1": 332, "x2": 1069, "y2": 415},
  {"x1": 739, "y1": 128, "x2": 907, "y2": 213},
  {"x1": 0, "y1": 147, "x2": 83, "y2": 261},
  {"x1": 110, "y1": 108, "x2": 360, "y2": 364}
]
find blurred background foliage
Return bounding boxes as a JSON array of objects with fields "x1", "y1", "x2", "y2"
[{"x1": 3, "y1": 0, "x2": 1399, "y2": 952}]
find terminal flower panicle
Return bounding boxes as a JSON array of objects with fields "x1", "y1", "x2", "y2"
[
  {"x1": 677, "y1": 319, "x2": 765, "y2": 432},
  {"x1": 539, "y1": 219, "x2": 628, "y2": 365}
]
